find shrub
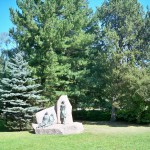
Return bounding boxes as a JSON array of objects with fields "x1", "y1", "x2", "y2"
[
  {"x1": 72, "y1": 110, "x2": 110, "y2": 121},
  {"x1": 116, "y1": 109, "x2": 150, "y2": 124},
  {"x1": 0, "y1": 119, "x2": 8, "y2": 131}
]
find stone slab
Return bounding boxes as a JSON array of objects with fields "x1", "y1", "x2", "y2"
[{"x1": 33, "y1": 122, "x2": 84, "y2": 135}]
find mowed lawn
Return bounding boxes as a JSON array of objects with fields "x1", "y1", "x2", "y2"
[{"x1": 0, "y1": 122, "x2": 150, "y2": 150}]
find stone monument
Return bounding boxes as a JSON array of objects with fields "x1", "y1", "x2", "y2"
[{"x1": 32, "y1": 95, "x2": 84, "y2": 135}]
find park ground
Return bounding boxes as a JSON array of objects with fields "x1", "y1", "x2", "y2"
[{"x1": 0, "y1": 121, "x2": 150, "y2": 150}]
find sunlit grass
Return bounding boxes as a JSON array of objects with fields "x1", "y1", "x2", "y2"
[{"x1": 0, "y1": 122, "x2": 150, "y2": 150}]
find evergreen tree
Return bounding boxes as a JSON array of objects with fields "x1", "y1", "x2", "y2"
[
  {"x1": 0, "y1": 52, "x2": 42, "y2": 130},
  {"x1": 9, "y1": 0, "x2": 95, "y2": 104}
]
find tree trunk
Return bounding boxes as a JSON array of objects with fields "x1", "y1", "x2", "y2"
[{"x1": 110, "y1": 97, "x2": 116, "y2": 122}]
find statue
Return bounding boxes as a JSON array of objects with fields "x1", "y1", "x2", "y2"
[
  {"x1": 60, "y1": 101, "x2": 66, "y2": 124},
  {"x1": 37, "y1": 112, "x2": 54, "y2": 128},
  {"x1": 32, "y1": 95, "x2": 84, "y2": 135},
  {"x1": 48, "y1": 114, "x2": 55, "y2": 126}
]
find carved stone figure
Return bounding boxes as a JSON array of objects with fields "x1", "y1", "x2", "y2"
[
  {"x1": 56, "y1": 95, "x2": 73, "y2": 124},
  {"x1": 37, "y1": 112, "x2": 54, "y2": 128},
  {"x1": 49, "y1": 114, "x2": 55, "y2": 125},
  {"x1": 35, "y1": 106, "x2": 57, "y2": 125},
  {"x1": 37, "y1": 112, "x2": 49, "y2": 128},
  {"x1": 60, "y1": 101, "x2": 66, "y2": 124}
]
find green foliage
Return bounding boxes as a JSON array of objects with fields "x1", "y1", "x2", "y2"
[
  {"x1": 117, "y1": 109, "x2": 150, "y2": 124},
  {"x1": 119, "y1": 67, "x2": 150, "y2": 123},
  {"x1": 91, "y1": 0, "x2": 148, "y2": 121},
  {"x1": 73, "y1": 110, "x2": 110, "y2": 121},
  {"x1": 0, "y1": 52, "x2": 42, "y2": 130},
  {"x1": 9, "y1": 0, "x2": 95, "y2": 104},
  {"x1": 139, "y1": 9, "x2": 150, "y2": 65},
  {"x1": 0, "y1": 119, "x2": 8, "y2": 131},
  {"x1": 7, "y1": 0, "x2": 150, "y2": 123}
]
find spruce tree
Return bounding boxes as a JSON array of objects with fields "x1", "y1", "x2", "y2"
[{"x1": 0, "y1": 52, "x2": 42, "y2": 130}]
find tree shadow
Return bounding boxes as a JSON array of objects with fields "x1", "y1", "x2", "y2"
[
  {"x1": 0, "y1": 128, "x2": 10, "y2": 132},
  {"x1": 0, "y1": 120, "x2": 37, "y2": 133},
  {"x1": 28, "y1": 129, "x2": 35, "y2": 134},
  {"x1": 80, "y1": 121, "x2": 149, "y2": 127}
]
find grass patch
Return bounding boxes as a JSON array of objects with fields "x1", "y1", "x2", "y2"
[{"x1": 0, "y1": 121, "x2": 150, "y2": 150}]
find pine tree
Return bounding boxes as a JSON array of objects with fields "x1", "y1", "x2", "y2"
[
  {"x1": 9, "y1": 0, "x2": 95, "y2": 104},
  {"x1": 0, "y1": 52, "x2": 42, "y2": 130}
]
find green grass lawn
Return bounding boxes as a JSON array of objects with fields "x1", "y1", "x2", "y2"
[{"x1": 0, "y1": 121, "x2": 150, "y2": 150}]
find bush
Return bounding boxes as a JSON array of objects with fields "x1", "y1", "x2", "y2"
[
  {"x1": 73, "y1": 109, "x2": 150, "y2": 124},
  {"x1": 0, "y1": 119, "x2": 8, "y2": 131},
  {"x1": 116, "y1": 109, "x2": 150, "y2": 124},
  {"x1": 139, "y1": 110, "x2": 150, "y2": 124},
  {"x1": 72, "y1": 110, "x2": 110, "y2": 121}
]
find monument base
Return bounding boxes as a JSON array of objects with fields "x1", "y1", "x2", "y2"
[{"x1": 32, "y1": 122, "x2": 84, "y2": 135}]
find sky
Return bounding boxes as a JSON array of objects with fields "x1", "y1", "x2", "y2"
[{"x1": 0, "y1": 0, "x2": 149, "y2": 33}]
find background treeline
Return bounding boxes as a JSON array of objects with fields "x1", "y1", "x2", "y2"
[{"x1": 0, "y1": 0, "x2": 149, "y2": 129}]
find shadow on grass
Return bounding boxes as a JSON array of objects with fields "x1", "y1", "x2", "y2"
[
  {"x1": 1, "y1": 119, "x2": 149, "y2": 133},
  {"x1": 0, "y1": 119, "x2": 36, "y2": 133},
  {"x1": 0, "y1": 128, "x2": 10, "y2": 132},
  {"x1": 80, "y1": 121, "x2": 150, "y2": 127},
  {"x1": 0, "y1": 120, "x2": 9, "y2": 132},
  {"x1": 81, "y1": 121, "x2": 128, "y2": 127},
  {"x1": 28, "y1": 130, "x2": 35, "y2": 134}
]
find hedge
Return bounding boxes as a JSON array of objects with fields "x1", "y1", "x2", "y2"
[{"x1": 72, "y1": 110, "x2": 110, "y2": 121}]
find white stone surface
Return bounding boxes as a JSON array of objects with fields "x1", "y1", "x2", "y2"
[
  {"x1": 33, "y1": 122, "x2": 84, "y2": 135},
  {"x1": 32, "y1": 123, "x2": 38, "y2": 130},
  {"x1": 56, "y1": 95, "x2": 73, "y2": 124},
  {"x1": 36, "y1": 106, "x2": 57, "y2": 125}
]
